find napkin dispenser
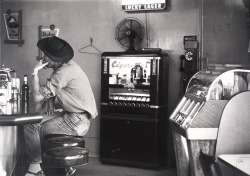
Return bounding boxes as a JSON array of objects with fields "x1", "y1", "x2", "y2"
[{"x1": 0, "y1": 67, "x2": 17, "y2": 105}]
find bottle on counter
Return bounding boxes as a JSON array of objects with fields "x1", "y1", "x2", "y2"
[
  {"x1": 130, "y1": 67, "x2": 136, "y2": 83},
  {"x1": 21, "y1": 75, "x2": 29, "y2": 114},
  {"x1": 135, "y1": 64, "x2": 143, "y2": 79},
  {"x1": 135, "y1": 64, "x2": 143, "y2": 84}
]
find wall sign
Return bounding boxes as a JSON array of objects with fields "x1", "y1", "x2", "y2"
[
  {"x1": 37, "y1": 24, "x2": 59, "y2": 60},
  {"x1": 3, "y1": 9, "x2": 24, "y2": 47},
  {"x1": 4, "y1": 12, "x2": 19, "y2": 40},
  {"x1": 39, "y1": 24, "x2": 59, "y2": 39},
  {"x1": 122, "y1": 0, "x2": 166, "y2": 11}
]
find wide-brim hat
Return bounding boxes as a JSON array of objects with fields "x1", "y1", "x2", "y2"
[{"x1": 37, "y1": 36, "x2": 74, "y2": 62}]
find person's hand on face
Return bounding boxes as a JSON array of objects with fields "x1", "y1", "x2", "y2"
[{"x1": 33, "y1": 60, "x2": 49, "y2": 74}]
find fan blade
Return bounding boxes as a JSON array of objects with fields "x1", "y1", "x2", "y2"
[
  {"x1": 118, "y1": 27, "x2": 130, "y2": 36},
  {"x1": 117, "y1": 29, "x2": 129, "y2": 39},
  {"x1": 123, "y1": 19, "x2": 133, "y2": 30},
  {"x1": 118, "y1": 34, "x2": 129, "y2": 41},
  {"x1": 130, "y1": 19, "x2": 133, "y2": 29},
  {"x1": 123, "y1": 21, "x2": 131, "y2": 30},
  {"x1": 132, "y1": 21, "x2": 140, "y2": 28},
  {"x1": 116, "y1": 31, "x2": 130, "y2": 47},
  {"x1": 120, "y1": 38, "x2": 129, "y2": 47}
]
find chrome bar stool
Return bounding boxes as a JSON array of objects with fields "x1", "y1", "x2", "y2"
[{"x1": 41, "y1": 134, "x2": 89, "y2": 176}]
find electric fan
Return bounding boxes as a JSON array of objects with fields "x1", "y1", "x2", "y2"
[{"x1": 115, "y1": 17, "x2": 145, "y2": 52}]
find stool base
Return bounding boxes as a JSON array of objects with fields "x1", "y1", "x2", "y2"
[{"x1": 41, "y1": 166, "x2": 79, "y2": 176}]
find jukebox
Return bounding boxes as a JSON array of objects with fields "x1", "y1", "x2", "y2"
[
  {"x1": 100, "y1": 51, "x2": 169, "y2": 168},
  {"x1": 169, "y1": 68, "x2": 250, "y2": 176}
]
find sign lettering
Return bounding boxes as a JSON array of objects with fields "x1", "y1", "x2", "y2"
[
  {"x1": 41, "y1": 28, "x2": 59, "y2": 39},
  {"x1": 112, "y1": 61, "x2": 135, "y2": 70},
  {"x1": 109, "y1": 58, "x2": 151, "y2": 76},
  {"x1": 122, "y1": 3, "x2": 165, "y2": 11},
  {"x1": 122, "y1": 0, "x2": 166, "y2": 11}
]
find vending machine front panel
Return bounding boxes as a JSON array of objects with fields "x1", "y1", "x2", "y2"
[
  {"x1": 101, "y1": 52, "x2": 168, "y2": 118},
  {"x1": 100, "y1": 51, "x2": 169, "y2": 168}
]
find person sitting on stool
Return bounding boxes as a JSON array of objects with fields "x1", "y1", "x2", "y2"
[{"x1": 24, "y1": 36, "x2": 98, "y2": 176}]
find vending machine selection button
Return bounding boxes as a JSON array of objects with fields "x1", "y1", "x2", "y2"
[
  {"x1": 132, "y1": 97, "x2": 137, "y2": 101},
  {"x1": 141, "y1": 104, "x2": 145, "y2": 108},
  {"x1": 136, "y1": 97, "x2": 142, "y2": 101},
  {"x1": 127, "y1": 97, "x2": 132, "y2": 101},
  {"x1": 136, "y1": 103, "x2": 140, "y2": 108},
  {"x1": 146, "y1": 98, "x2": 150, "y2": 102},
  {"x1": 141, "y1": 97, "x2": 146, "y2": 101}
]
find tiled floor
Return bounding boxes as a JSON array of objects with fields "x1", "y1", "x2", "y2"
[
  {"x1": 75, "y1": 157, "x2": 177, "y2": 176},
  {"x1": 14, "y1": 156, "x2": 177, "y2": 176}
]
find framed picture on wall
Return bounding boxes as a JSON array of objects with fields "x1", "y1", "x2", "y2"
[
  {"x1": 4, "y1": 12, "x2": 19, "y2": 40},
  {"x1": 3, "y1": 9, "x2": 24, "y2": 46}
]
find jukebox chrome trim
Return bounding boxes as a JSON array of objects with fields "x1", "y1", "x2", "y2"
[{"x1": 101, "y1": 102, "x2": 166, "y2": 109}]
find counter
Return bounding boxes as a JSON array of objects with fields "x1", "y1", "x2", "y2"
[
  {"x1": 0, "y1": 100, "x2": 43, "y2": 176},
  {"x1": 218, "y1": 154, "x2": 250, "y2": 176}
]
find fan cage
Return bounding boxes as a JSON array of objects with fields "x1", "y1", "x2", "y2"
[{"x1": 115, "y1": 17, "x2": 145, "y2": 50}]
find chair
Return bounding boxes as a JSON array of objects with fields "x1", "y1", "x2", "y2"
[
  {"x1": 41, "y1": 134, "x2": 89, "y2": 176},
  {"x1": 199, "y1": 91, "x2": 250, "y2": 176}
]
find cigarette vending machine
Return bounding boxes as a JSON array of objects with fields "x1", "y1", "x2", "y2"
[
  {"x1": 169, "y1": 68, "x2": 250, "y2": 176},
  {"x1": 100, "y1": 51, "x2": 169, "y2": 168}
]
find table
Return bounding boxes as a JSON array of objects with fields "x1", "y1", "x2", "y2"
[
  {"x1": 0, "y1": 101, "x2": 43, "y2": 176},
  {"x1": 218, "y1": 154, "x2": 250, "y2": 176}
]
